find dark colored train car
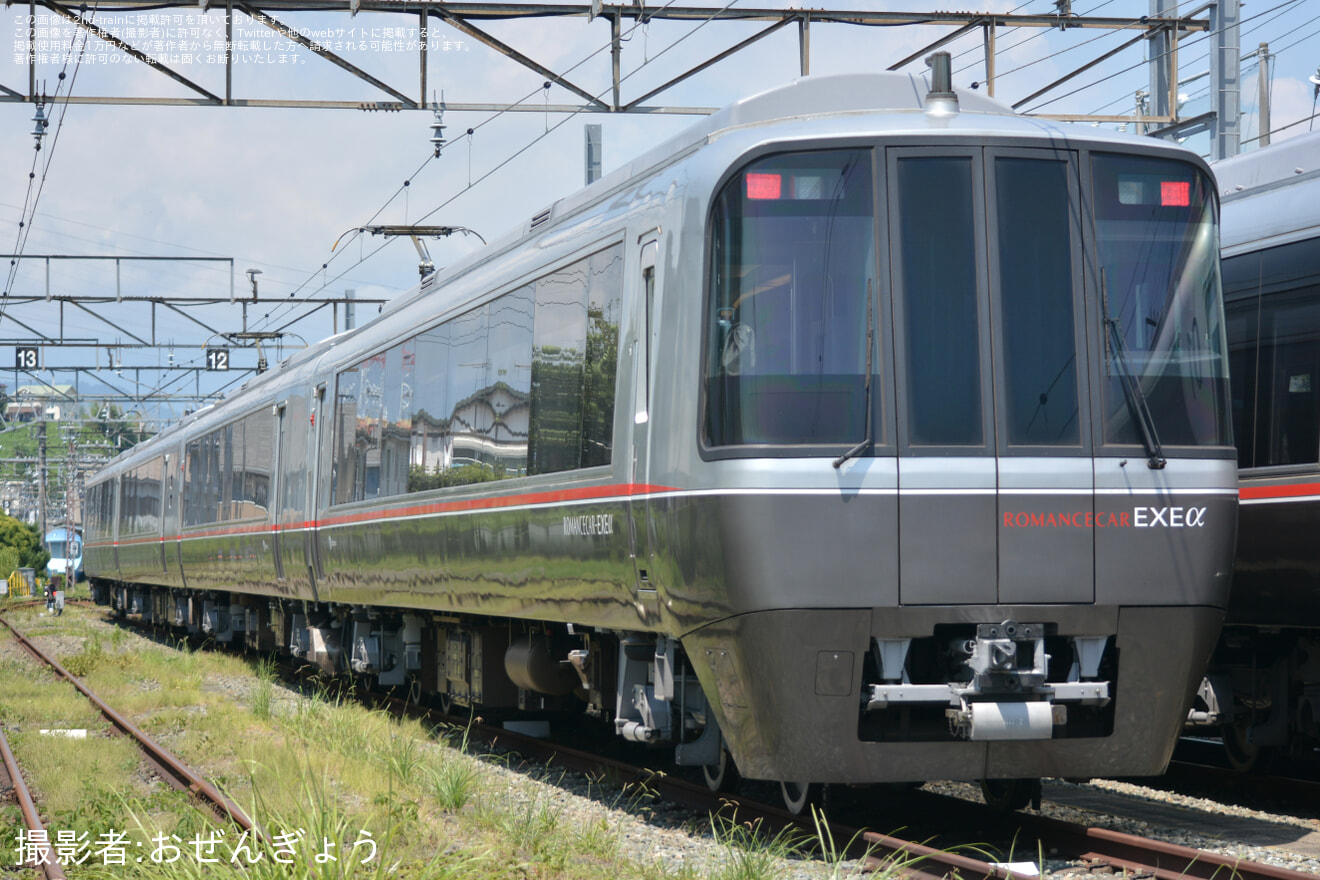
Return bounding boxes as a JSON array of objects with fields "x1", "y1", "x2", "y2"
[
  {"x1": 85, "y1": 62, "x2": 1236, "y2": 812},
  {"x1": 1192, "y1": 131, "x2": 1320, "y2": 768}
]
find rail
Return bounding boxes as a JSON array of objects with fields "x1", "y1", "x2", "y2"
[
  {"x1": 0, "y1": 725, "x2": 68, "y2": 880},
  {"x1": 0, "y1": 612, "x2": 259, "y2": 838}
]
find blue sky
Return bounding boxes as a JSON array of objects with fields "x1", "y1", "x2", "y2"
[{"x1": 1, "y1": 0, "x2": 1317, "y2": 417}]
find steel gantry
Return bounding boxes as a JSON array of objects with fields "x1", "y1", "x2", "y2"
[{"x1": 4, "y1": 1, "x2": 1243, "y2": 155}]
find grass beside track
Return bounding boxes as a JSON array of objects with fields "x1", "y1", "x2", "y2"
[{"x1": 0, "y1": 599, "x2": 879, "y2": 880}]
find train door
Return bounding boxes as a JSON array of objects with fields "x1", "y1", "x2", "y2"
[
  {"x1": 987, "y1": 147, "x2": 1094, "y2": 604},
  {"x1": 890, "y1": 147, "x2": 998, "y2": 605},
  {"x1": 307, "y1": 383, "x2": 327, "y2": 591},
  {"x1": 628, "y1": 234, "x2": 661, "y2": 621},
  {"x1": 168, "y1": 452, "x2": 188, "y2": 587},
  {"x1": 112, "y1": 474, "x2": 122, "y2": 582},
  {"x1": 271, "y1": 403, "x2": 287, "y2": 582},
  {"x1": 160, "y1": 453, "x2": 172, "y2": 575}
]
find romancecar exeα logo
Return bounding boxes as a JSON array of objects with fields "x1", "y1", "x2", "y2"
[{"x1": 1001, "y1": 506, "x2": 1208, "y2": 529}]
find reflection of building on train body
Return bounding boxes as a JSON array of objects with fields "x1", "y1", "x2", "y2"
[
  {"x1": 84, "y1": 63, "x2": 1237, "y2": 815},
  {"x1": 408, "y1": 383, "x2": 531, "y2": 485}
]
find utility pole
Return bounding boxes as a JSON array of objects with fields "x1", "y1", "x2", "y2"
[
  {"x1": 37, "y1": 419, "x2": 46, "y2": 542},
  {"x1": 66, "y1": 434, "x2": 75, "y2": 588}
]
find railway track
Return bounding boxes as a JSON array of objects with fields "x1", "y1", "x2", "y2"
[
  {"x1": 0, "y1": 611, "x2": 259, "y2": 840},
  {"x1": 1163, "y1": 758, "x2": 1320, "y2": 815},
  {"x1": 0, "y1": 723, "x2": 68, "y2": 880},
  {"x1": 367, "y1": 686, "x2": 1318, "y2": 880},
  {"x1": 17, "y1": 604, "x2": 1319, "y2": 880},
  {"x1": 981, "y1": 807, "x2": 1310, "y2": 880}
]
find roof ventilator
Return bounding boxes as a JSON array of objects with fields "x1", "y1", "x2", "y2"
[{"x1": 529, "y1": 207, "x2": 553, "y2": 232}]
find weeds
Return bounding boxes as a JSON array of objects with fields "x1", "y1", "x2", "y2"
[
  {"x1": 250, "y1": 656, "x2": 277, "y2": 720},
  {"x1": 708, "y1": 812, "x2": 805, "y2": 880},
  {"x1": 5, "y1": 605, "x2": 1000, "y2": 880},
  {"x1": 382, "y1": 733, "x2": 425, "y2": 783},
  {"x1": 809, "y1": 805, "x2": 880, "y2": 879},
  {"x1": 61, "y1": 633, "x2": 105, "y2": 677},
  {"x1": 427, "y1": 757, "x2": 479, "y2": 812}
]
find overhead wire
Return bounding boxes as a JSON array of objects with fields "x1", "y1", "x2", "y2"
[
  {"x1": 255, "y1": 0, "x2": 747, "y2": 335},
  {"x1": 951, "y1": 0, "x2": 1124, "y2": 81},
  {"x1": 1020, "y1": 0, "x2": 1307, "y2": 114},
  {"x1": 946, "y1": 0, "x2": 1042, "y2": 71},
  {"x1": 2, "y1": 3, "x2": 101, "y2": 312}
]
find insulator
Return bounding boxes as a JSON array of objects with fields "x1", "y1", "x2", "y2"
[
  {"x1": 31, "y1": 104, "x2": 48, "y2": 140},
  {"x1": 430, "y1": 106, "x2": 447, "y2": 157}
]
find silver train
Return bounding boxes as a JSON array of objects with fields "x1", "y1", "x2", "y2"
[
  {"x1": 85, "y1": 60, "x2": 1238, "y2": 813},
  {"x1": 1189, "y1": 131, "x2": 1320, "y2": 769}
]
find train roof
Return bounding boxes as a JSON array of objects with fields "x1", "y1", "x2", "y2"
[
  {"x1": 90, "y1": 72, "x2": 1215, "y2": 482},
  {"x1": 1215, "y1": 130, "x2": 1320, "y2": 255},
  {"x1": 375, "y1": 72, "x2": 1205, "y2": 324},
  {"x1": 1214, "y1": 130, "x2": 1320, "y2": 195}
]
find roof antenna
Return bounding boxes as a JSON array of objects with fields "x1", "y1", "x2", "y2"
[{"x1": 925, "y1": 51, "x2": 959, "y2": 117}]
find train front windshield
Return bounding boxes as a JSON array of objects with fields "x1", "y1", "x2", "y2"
[
  {"x1": 49, "y1": 539, "x2": 80, "y2": 560},
  {"x1": 704, "y1": 150, "x2": 875, "y2": 448},
  {"x1": 1092, "y1": 154, "x2": 1231, "y2": 448},
  {"x1": 703, "y1": 146, "x2": 1231, "y2": 455}
]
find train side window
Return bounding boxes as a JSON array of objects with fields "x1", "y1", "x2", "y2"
[
  {"x1": 582, "y1": 246, "x2": 622, "y2": 467},
  {"x1": 358, "y1": 351, "x2": 387, "y2": 500},
  {"x1": 374, "y1": 342, "x2": 409, "y2": 499},
  {"x1": 398, "y1": 340, "x2": 415, "y2": 482},
  {"x1": 120, "y1": 470, "x2": 134, "y2": 534},
  {"x1": 332, "y1": 369, "x2": 360, "y2": 504},
  {"x1": 895, "y1": 154, "x2": 983, "y2": 447},
  {"x1": 244, "y1": 410, "x2": 273, "y2": 515},
  {"x1": 993, "y1": 155, "x2": 1082, "y2": 447},
  {"x1": 187, "y1": 438, "x2": 201, "y2": 522},
  {"x1": 218, "y1": 423, "x2": 233, "y2": 522},
  {"x1": 444, "y1": 305, "x2": 492, "y2": 486},
  {"x1": 530, "y1": 260, "x2": 588, "y2": 473},
  {"x1": 1227, "y1": 239, "x2": 1320, "y2": 469},
  {"x1": 485, "y1": 286, "x2": 535, "y2": 477},
  {"x1": 1223, "y1": 266, "x2": 1261, "y2": 469},
  {"x1": 143, "y1": 457, "x2": 162, "y2": 534},
  {"x1": 410, "y1": 324, "x2": 452, "y2": 490},
  {"x1": 1259, "y1": 297, "x2": 1320, "y2": 466},
  {"x1": 330, "y1": 244, "x2": 618, "y2": 501}
]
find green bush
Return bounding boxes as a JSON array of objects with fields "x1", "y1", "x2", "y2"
[{"x1": 0, "y1": 545, "x2": 19, "y2": 582}]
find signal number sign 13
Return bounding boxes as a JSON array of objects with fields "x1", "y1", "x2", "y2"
[
  {"x1": 15, "y1": 347, "x2": 37, "y2": 370},
  {"x1": 206, "y1": 348, "x2": 230, "y2": 371}
]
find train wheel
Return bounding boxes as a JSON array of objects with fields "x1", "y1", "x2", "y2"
[
  {"x1": 779, "y1": 781, "x2": 825, "y2": 816},
  {"x1": 1222, "y1": 720, "x2": 1261, "y2": 772},
  {"x1": 702, "y1": 747, "x2": 741, "y2": 794},
  {"x1": 980, "y1": 778, "x2": 1040, "y2": 812}
]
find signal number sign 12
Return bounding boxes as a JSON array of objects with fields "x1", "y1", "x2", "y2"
[
  {"x1": 206, "y1": 349, "x2": 230, "y2": 371},
  {"x1": 15, "y1": 347, "x2": 37, "y2": 370}
]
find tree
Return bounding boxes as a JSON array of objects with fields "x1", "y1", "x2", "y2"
[
  {"x1": 0, "y1": 516, "x2": 49, "y2": 572},
  {"x1": 0, "y1": 546, "x2": 18, "y2": 581},
  {"x1": 96, "y1": 404, "x2": 153, "y2": 450}
]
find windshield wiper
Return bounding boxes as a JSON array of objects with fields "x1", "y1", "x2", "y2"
[
  {"x1": 834, "y1": 277, "x2": 874, "y2": 469},
  {"x1": 1101, "y1": 270, "x2": 1166, "y2": 470}
]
